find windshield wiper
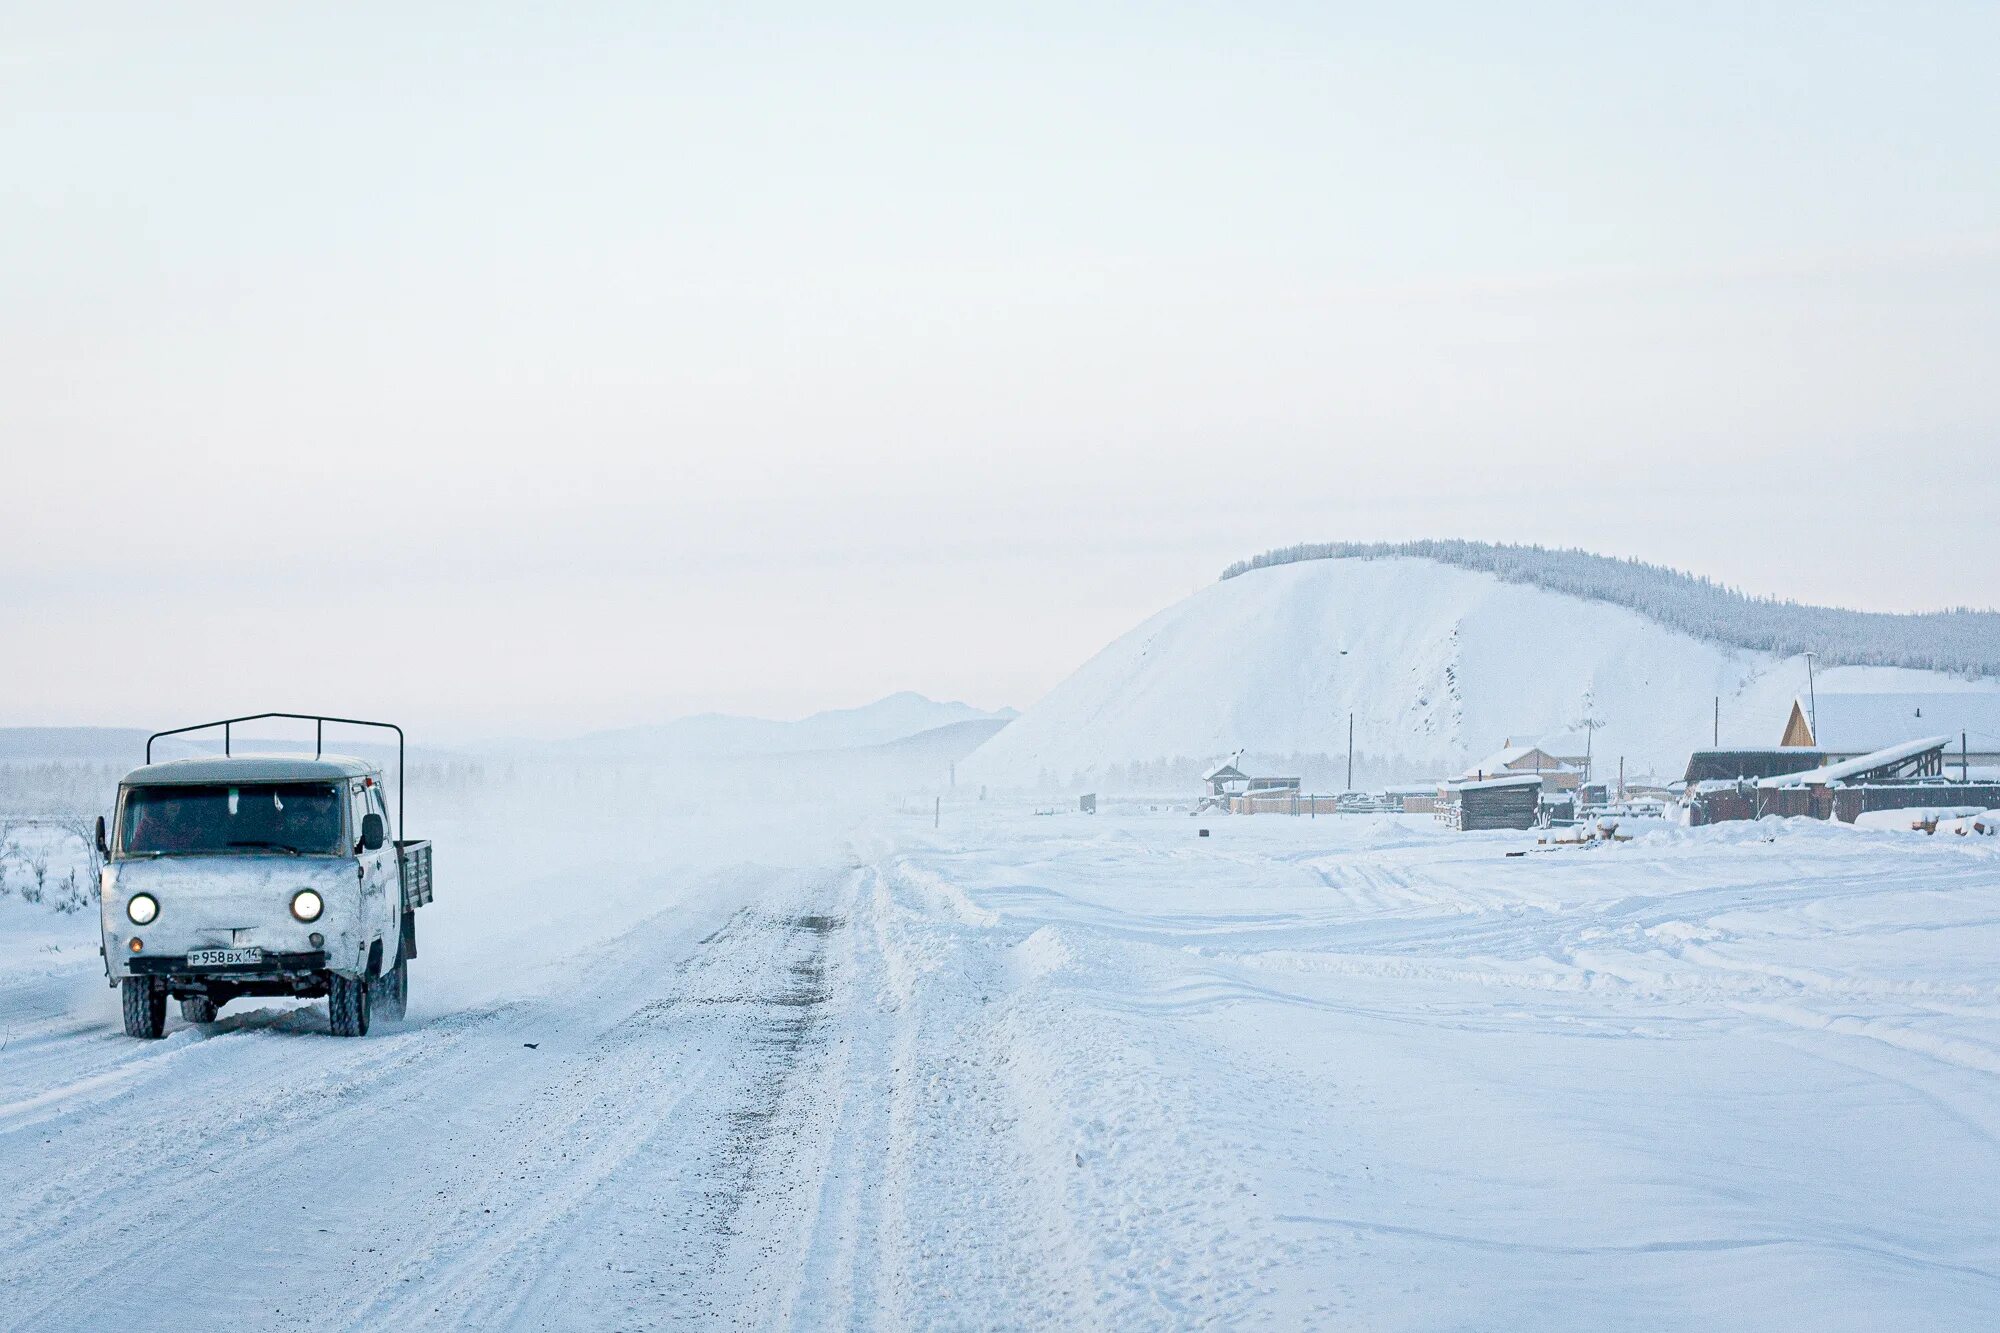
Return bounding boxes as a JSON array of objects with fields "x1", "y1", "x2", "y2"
[{"x1": 226, "y1": 840, "x2": 305, "y2": 856}]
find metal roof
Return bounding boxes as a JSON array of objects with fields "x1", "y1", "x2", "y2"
[
  {"x1": 1683, "y1": 748, "x2": 1828, "y2": 784},
  {"x1": 120, "y1": 753, "x2": 378, "y2": 786},
  {"x1": 1809, "y1": 693, "x2": 2000, "y2": 754},
  {"x1": 1756, "y1": 736, "x2": 1951, "y2": 789}
]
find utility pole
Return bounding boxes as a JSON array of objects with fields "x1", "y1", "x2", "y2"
[
  {"x1": 934, "y1": 796, "x2": 940, "y2": 829},
  {"x1": 1581, "y1": 717, "x2": 1604, "y2": 786},
  {"x1": 1804, "y1": 652, "x2": 1819, "y2": 741},
  {"x1": 1346, "y1": 713, "x2": 1355, "y2": 793},
  {"x1": 1713, "y1": 696, "x2": 1720, "y2": 748}
]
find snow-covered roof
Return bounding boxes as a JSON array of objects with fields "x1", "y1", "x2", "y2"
[
  {"x1": 121, "y1": 753, "x2": 377, "y2": 786},
  {"x1": 1809, "y1": 693, "x2": 2000, "y2": 754},
  {"x1": 1444, "y1": 773, "x2": 1546, "y2": 792},
  {"x1": 1201, "y1": 762, "x2": 1248, "y2": 782},
  {"x1": 1756, "y1": 736, "x2": 1951, "y2": 788},
  {"x1": 1456, "y1": 746, "x2": 1577, "y2": 781}
]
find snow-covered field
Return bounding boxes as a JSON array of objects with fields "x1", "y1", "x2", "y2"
[{"x1": 4, "y1": 798, "x2": 2000, "y2": 1329}]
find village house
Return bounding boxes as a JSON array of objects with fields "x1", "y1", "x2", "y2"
[
  {"x1": 1779, "y1": 693, "x2": 2000, "y2": 774},
  {"x1": 1685, "y1": 734, "x2": 2000, "y2": 826},
  {"x1": 1455, "y1": 743, "x2": 1582, "y2": 792},
  {"x1": 1199, "y1": 754, "x2": 1303, "y2": 813},
  {"x1": 1201, "y1": 755, "x2": 1301, "y2": 799},
  {"x1": 1201, "y1": 760, "x2": 1251, "y2": 798}
]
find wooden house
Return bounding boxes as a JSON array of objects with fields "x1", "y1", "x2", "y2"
[
  {"x1": 1202, "y1": 758, "x2": 1301, "y2": 799},
  {"x1": 1201, "y1": 761, "x2": 1251, "y2": 798},
  {"x1": 1457, "y1": 745, "x2": 1581, "y2": 792},
  {"x1": 1781, "y1": 694, "x2": 2000, "y2": 770}
]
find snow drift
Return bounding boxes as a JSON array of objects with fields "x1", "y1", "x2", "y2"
[{"x1": 961, "y1": 556, "x2": 2000, "y2": 791}]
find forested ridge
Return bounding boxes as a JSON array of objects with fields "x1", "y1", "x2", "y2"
[{"x1": 1222, "y1": 541, "x2": 2000, "y2": 676}]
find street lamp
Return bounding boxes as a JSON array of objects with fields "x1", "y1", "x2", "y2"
[{"x1": 1804, "y1": 652, "x2": 1819, "y2": 742}]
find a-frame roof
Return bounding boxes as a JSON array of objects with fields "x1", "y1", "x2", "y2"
[{"x1": 1780, "y1": 699, "x2": 1817, "y2": 748}]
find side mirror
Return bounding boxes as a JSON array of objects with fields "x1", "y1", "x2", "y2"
[
  {"x1": 360, "y1": 812, "x2": 385, "y2": 852},
  {"x1": 96, "y1": 815, "x2": 109, "y2": 857}
]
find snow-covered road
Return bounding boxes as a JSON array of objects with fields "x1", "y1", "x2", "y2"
[{"x1": 5, "y1": 802, "x2": 2000, "y2": 1329}]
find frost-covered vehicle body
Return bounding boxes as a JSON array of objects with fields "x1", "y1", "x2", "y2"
[{"x1": 97, "y1": 714, "x2": 434, "y2": 1038}]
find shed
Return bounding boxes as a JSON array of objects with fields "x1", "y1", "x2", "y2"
[
  {"x1": 1683, "y1": 748, "x2": 1828, "y2": 785},
  {"x1": 1438, "y1": 773, "x2": 1543, "y2": 831}
]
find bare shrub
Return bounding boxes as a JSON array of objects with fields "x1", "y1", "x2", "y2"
[
  {"x1": 55, "y1": 868, "x2": 94, "y2": 914},
  {"x1": 22, "y1": 851, "x2": 48, "y2": 905}
]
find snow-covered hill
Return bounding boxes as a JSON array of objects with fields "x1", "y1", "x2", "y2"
[
  {"x1": 961, "y1": 557, "x2": 2000, "y2": 791},
  {"x1": 565, "y1": 692, "x2": 1015, "y2": 759}
]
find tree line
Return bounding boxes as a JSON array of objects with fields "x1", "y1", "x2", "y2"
[{"x1": 1221, "y1": 540, "x2": 2000, "y2": 677}]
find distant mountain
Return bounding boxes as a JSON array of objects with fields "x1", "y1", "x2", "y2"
[
  {"x1": 563, "y1": 692, "x2": 1016, "y2": 760},
  {"x1": 838, "y1": 717, "x2": 1012, "y2": 763},
  {"x1": 962, "y1": 554, "x2": 2000, "y2": 792}
]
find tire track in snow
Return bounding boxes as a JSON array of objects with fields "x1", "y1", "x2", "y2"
[
  {"x1": 0, "y1": 868, "x2": 822, "y2": 1332},
  {"x1": 346, "y1": 883, "x2": 857, "y2": 1330}
]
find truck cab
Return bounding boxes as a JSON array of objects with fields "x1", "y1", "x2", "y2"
[{"x1": 99, "y1": 717, "x2": 434, "y2": 1038}]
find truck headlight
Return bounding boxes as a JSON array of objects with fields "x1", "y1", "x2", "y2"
[
  {"x1": 127, "y1": 894, "x2": 159, "y2": 925},
  {"x1": 291, "y1": 889, "x2": 324, "y2": 922}
]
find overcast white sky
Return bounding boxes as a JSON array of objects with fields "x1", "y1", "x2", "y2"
[{"x1": 4, "y1": 2, "x2": 1997, "y2": 736}]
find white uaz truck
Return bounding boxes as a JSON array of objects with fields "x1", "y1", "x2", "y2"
[{"x1": 97, "y1": 712, "x2": 434, "y2": 1038}]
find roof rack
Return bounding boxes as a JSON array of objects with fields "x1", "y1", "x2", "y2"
[{"x1": 145, "y1": 713, "x2": 406, "y2": 836}]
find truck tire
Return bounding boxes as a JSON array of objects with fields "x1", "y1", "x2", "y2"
[
  {"x1": 180, "y1": 996, "x2": 219, "y2": 1024},
  {"x1": 122, "y1": 978, "x2": 166, "y2": 1039},
  {"x1": 328, "y1": 972, "x2": 370, "y2": 1037},
  {"x1": 373, "y1": 955, "x2": 408, "y2": 1023}
]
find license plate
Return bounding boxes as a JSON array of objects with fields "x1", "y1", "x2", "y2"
[{"x1": 186, "y1": 947, "x2": 263, "y2": 967}]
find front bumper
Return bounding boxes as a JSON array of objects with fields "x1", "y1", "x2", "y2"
[{"x1": 127, "y1": 950, "x2": 328, "y2": 979}]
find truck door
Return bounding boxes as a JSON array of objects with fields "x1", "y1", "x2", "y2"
[
  {"x1": 367, "y1": 783, "x2": 404, "y2": 967},
  {"x1": 352, "y1": 780, "x2": 397, "y2": 973}
]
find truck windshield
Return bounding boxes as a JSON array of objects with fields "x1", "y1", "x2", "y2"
[{"x1": 120, "y1": 783, "x2": 346, "y2": 857}]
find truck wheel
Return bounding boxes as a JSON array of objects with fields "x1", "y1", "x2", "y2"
[
  {"x1": 180, "y1": 996, "x2": 219, "y2": 1024},
  {"x1": 121, "y1": 978, "x2": 166, "y2": 1039},
  {"x1": 374, "y1": 955, "x2": 409, "y2": 1023},
  {"x1": 328, "y1": 972, "x2": 371, "y2": 1037}
]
